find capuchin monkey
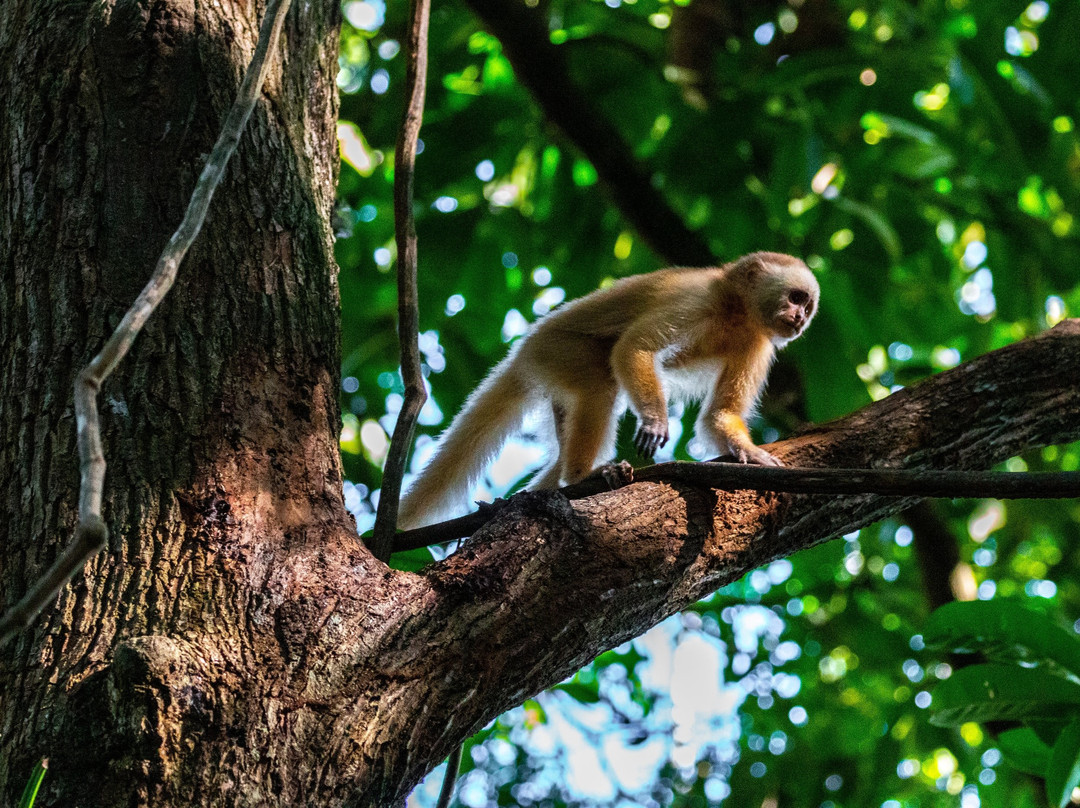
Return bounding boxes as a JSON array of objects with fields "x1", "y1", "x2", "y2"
[{"x1": 398, "y1": 251, "x2": 819, "y2": 530}]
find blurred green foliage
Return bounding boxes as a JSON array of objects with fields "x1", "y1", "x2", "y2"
[
  {"x1": 926, "y1": 600, "x2": 1080, "y2": 807},
  {"x1": 333, "y1": 0, "x2": 1080, "y2": 804}
]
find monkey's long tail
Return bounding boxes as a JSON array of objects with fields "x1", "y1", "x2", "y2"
[{"x1": 398, "y1": 352, "x2": 537, "y2": 530}]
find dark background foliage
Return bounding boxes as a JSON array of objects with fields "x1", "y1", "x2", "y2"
[{"x1": 333, "y1": 0, "x2": 1080, "y2": 804}]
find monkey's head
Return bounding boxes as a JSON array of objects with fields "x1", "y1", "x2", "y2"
[{"x1": 736, "y1": 252, "x2": 819, "y2": 345}]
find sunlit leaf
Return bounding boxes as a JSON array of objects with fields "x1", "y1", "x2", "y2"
[{"x1": 483, "y1": 54, "x2": 514, "y2": 89}]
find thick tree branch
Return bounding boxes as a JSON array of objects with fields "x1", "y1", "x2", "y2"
[
  {"x1": 0, "y1": 0, "x2": 292, "y2": 647},
  {"x1": 356, "y1": 320, "x2": 1080, "y2": 802},
  {"x1": 370, "y1": 0, "x2": 431, "y2": 562},
  {"x1": 393, "y1": 465, "x2": 1080, "y2": 551}
]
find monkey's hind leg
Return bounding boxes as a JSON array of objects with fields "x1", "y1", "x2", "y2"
[
  {"x1": 560, "y1": 387, "x2": 619, "y2": 484},
  {"x1": 529, "y1": 401, "x2": 567, "y2": 489}
]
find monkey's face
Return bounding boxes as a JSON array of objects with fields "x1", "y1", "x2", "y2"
[
  {"x1": 774, "y1": 286, "x2": 816, "y2": 337},
  {"x1": 758, "y1": 260, "x2": 819, "y2": 341}
]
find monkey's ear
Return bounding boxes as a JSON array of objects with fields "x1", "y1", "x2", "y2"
[{"x1": 738, "y1": 252, "x2": 766, "y2": 280}]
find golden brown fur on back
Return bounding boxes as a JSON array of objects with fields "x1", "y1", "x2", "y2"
[{"x1": 398, "y1": 252, "x2": 819, "y2": 529}]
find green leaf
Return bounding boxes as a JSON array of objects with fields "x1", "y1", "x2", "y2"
[
  {"x1": 999, "y1": 727, "x2": 1053, "y2": 776},
  {"x1": 18, "y1": 759, "x2": 47, "y2": 808},
  {"x1": 929, "y1": 664, "x2": 1080, "y2": 727},
  {"x1": 861, "y1": 112, "x2": 938, "y2": 144},
  {"x1": 924, "y1": 600, "x2": 1080, "y2": 676},
  {"x1": 482, "y1": 54, "x2": 515, "y2": 89},
  {"x1": 387, "y1": 545, "x2": 437, "y2": 573},
  {"x1": 554, "y1": 681, "x2": 601, "y2": 704},
  {"x1": 1033, "y1": 720, "x2": 1072, "y2": 747},
  {"x1": 832, "y1": 197, "x2": 902, "y2": 262},
  {"x1": 1048, "y1": 718, "x2": 1080, "y2": 808},
  {"x1": 887, "y1": 142, "x2": 957, "y2": 180},
  {"x1": 596, "y1": 644, "x2": 647, "y2": 672}
]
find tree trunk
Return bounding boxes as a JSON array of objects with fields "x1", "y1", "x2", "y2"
[
  {"x1": 0, "y1": 0, "x2": 356, "y2": 803},
  {"x1": 2, "y1": 2, "x2": 1080, "y2": 807}
]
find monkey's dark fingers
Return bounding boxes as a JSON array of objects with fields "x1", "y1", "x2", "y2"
[
  {"x1": 635, "y1": 426, "x2": 670, "y2": 457},
  {"x1": 633, "y1": 431, "x2": 649, "y2": 456},
  {"x1": 634, "y1": 429, "x2": 651, "y2": 454}
]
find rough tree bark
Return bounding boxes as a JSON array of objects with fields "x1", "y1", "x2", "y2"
[
  {"x1": 2, "y1": 1, "x2": 1079, "y2": 807},
  {"x1": 0, "y1": 0, "x2": 351, "y2": 803}
]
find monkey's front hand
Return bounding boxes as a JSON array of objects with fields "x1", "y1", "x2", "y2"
[{"x1": 634, "y1": 418, "x2": 669, "y2": 458}]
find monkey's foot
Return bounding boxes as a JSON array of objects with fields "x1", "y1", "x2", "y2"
[
  {"x1": 596, "y1": 460, "x2": 634, "y2": 490},
  {"x1": 560, "y1": 462, "x2": 635, "y2": 500},
  {"x1": 725, "y1": 447, "x2": 784, "y2": 467}
]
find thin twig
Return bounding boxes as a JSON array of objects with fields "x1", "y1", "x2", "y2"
[
  {"x1": 0, "y1": 0, "x2": 293, "y2": 647},
  {"x1": 390, "y1": 462, "x2": 1080, "y2": 553},
  {"x1": 434, "y1": 742, "x2": 462, "y2": 808},
  {"x1": 633, "y1": 462, "x2": 1080, "y2": 497},
  {"x1": 369, "y1": 0, "x2": 431, "y2": 562}
]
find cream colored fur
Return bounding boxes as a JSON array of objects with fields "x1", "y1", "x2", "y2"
[{"x1": 398, "y1": 252, "x2": 819, "y2": 529}]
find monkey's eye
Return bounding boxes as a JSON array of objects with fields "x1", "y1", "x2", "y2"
[{"x1": 789, "y1": 289, "x2": 810, "y2": 306}]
